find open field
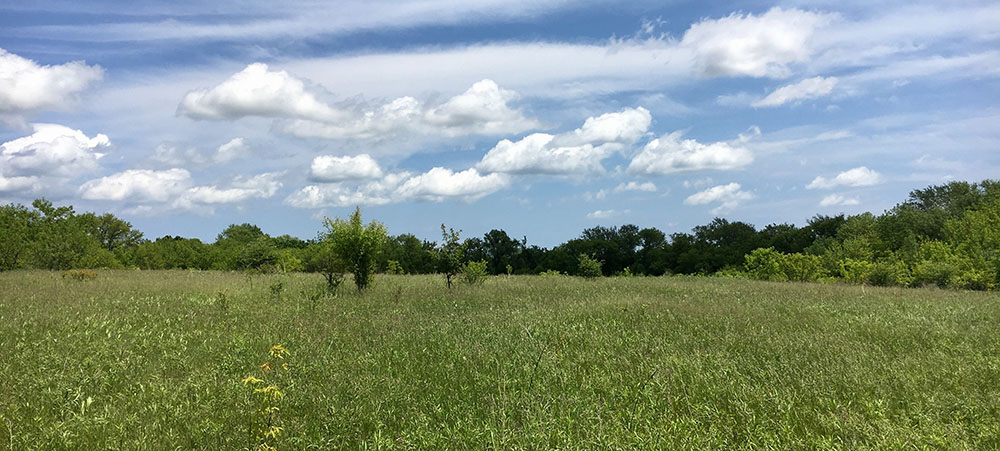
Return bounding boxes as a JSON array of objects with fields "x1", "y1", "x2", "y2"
[{"x1": 1, "y1": 271, "x2": 998, "y2": 449}]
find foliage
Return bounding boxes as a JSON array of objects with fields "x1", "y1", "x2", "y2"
[
  {"x1": 324, "y1": 207, "x2": 387, "y2": 292},
  {"x1": 437, "y1": 225, "x2": 464, "y2": 289},
  {"x1": 577, "y1": 253, "x2": 603, "y2": 279},
  {"x1": 744, "y1": 247, "x2": 786, "y2": 281},
  {"x1": 460, "y1": 260, "x2": 489, "y2": 285},
  {"x1": 386, "y1": 259, "x2": 404, "y2": 275}
]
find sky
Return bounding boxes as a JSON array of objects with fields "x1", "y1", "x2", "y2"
[{"x1": 1, "y1": 0, "x2": 998, "y2": 246}]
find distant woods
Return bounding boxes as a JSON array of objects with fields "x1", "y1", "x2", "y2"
[{"x1": 1, "y1": 180, "x2": 998, "y2": 290}]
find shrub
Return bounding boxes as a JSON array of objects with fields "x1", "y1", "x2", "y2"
[
  {"x1": 461, "y1": 260, "x2": 489, "y2": 285},
  {"x1": 744, "y1": 247, "x2": 785, "y2": 281},
  {"x1": 62, "y1": 269, "x2": 97, "y2": 281},
  {"x1": 539, "y1": 269, "x2": 564, "y2": 276},
  {"x1": 780, "y1": 253, "x2": 824, "y2": 282},
  {"x1": 386, "y1": 260, "x2": 404, "y2": 275},
  {"x1": 840, "y1": 258, "x2": 875, "y2": 285},
  {"x1": 868, "y1": 259, "x2": 912, "y2": 287},
  {"x1": 577, "y1": 254, "x2": 603, "y2": 279}
]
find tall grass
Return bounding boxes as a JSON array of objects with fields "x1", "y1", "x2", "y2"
[{"x1": 0, "y1": 271, "x2": 998, "y2": 448}]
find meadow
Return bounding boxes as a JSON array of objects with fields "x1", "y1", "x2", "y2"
[{"x1": 1, "y1": 271, "x2": 998, "y2": 449}]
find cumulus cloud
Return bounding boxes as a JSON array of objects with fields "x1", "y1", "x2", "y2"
[
  {"x1": 807, "y1": 166, "x2": 881, "y2": 189},
  {"x1": 680, "y1": 8, "x2": 834, "y2": 78},
  {"x1": 395, "y1": 167, "x2": 509, "y2": 202},
  {"x1": 0, "y1": 174, "x2": 37, "y2": 193},
  {"x1": 587, "y1": 209, "x2": 630, "y2": 219},
  {"x1": 285, "y1": 172, "x2": 410, "y2": 208},
  {"x1": 753, "y1": 76, "x2": 838, "y2": 107},
  {"x1": 79, "y1": 168, "x2": 281, "y2": 213},
  {"x1": 309, "y1": 154, "x2": 384, "y2": 182},
  {"x1": 178, "y1": 66, "x2": 538, "y2": 140},
  {"x1": 614, "y1": 181, "x2": 657, "y2": 193},
  {"x1": 684, "y1": 182, "x2": 754, "y2": 214},
  {"x1": 150, "y1": 143, "x2": 205, "y2": 167},
  {"x1": 819, "y1": 194, "x2": 860, "y2": 207},
  {"x1": 287, "y1": 167, "x2": 508, "y2": 208},
  {"x1": 214, "y1": 138, "x2": 247, "y2": 163},
  {"x1": 282, "y1": 79, "x2": 540, "y2": 139},
  {"x1": 627, "y1": 131, "x2": 753, "y2": 175},
  {"x1": 1, "y1": 124, "x2": 109, "y2": 188},
  {"x1": 0, "y1": 49, "x2": 103, "y2": 125},
  {"x1": 80, "y1": 168, "x2": 192, "y2": 203},
  {"x1": 174, "y1": 172, "x2": 282, "y2": 210},
  {"x1": 177, "y1": 63, "x2": 342, "y2": 121},
  {"x1": 477, "y1": 107, "x2": 651, "y2": 175}
]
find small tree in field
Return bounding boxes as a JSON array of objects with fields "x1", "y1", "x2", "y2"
[
  {"x1": 437, "y1": 225, "x2": 464, "y2": 289},
  {"x1": 324, "y1": 207, "x2": 387, "y2": 292},
  {"x1": 577, "y1": 253, "x2": 603, "y2": 279}
]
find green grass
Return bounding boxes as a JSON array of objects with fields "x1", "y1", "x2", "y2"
[{"x1": 1, "y1": 271, "x2": 998, "y2": 449}]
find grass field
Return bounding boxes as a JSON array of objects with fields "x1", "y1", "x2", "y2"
[{"x1": 1, "y1": 271, "x2": 998, "y2": 449}]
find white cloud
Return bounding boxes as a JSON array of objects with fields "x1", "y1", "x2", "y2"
[
  {"x1": 150, "y1": 143, "x2": 205, "y2": 167},
  {"x1": 287, "y1": 167, "x2": 509, "y2": 208},
  {"x1": 396, "y1": 167, "x2": 509, "y2": 202},
  {"x1": 753, "y1": 76, "x2": 838, "y2": 107},
  {"x1": 684, "y1": 182, "x2": 754, "y2": 214},
  {"x1": 0, "y1": 48, "x2": 103, "y2": 124},
  {"x1": 628, "y1": 131, "x2": 753, "y2": 175},
  {"x1": 680, "y1": 8, "x2": 834, "y2": 78},
  {"x1": 281, "y1": 79, "x2": 540, "y2": 140},
  {"x1": 285, "y1": 173, "x2": 410, "y2": 208},
  {"x1": 309, "y1": 154, "x2": 384, "y2": 182},
  {"x1": 477, "y1": 134, "x2": 612, "y2": 175},
  {"x1": 80, "y1": 168, "x2": 282, "y2": 213},
  {"x1": 553, "y1": 107, "x2": 653, "y2": 146},
  {"x1": 819, "y1": 194, "x2": 860, "y2": 207},
  {"x1": 614, "y1": 181, "x2": 657, "y2": 193},
  {"x1": 177, "y1": 63, "x2": 342, "y2": 121},
  {"x1": 79, "y1": 168, "x2": 192, "y2": 203},
  {"x1": 587, "y1": 209, "x2": 630, "y2": 219},
  {"x1": 0, "y1": 174, "x2": 36, "y2": 193},
  {"x1": 214, "y1": 137, "x2": 247, "y2": 163},
  {"x1": 421, "y1": 79, "x2": 540, "y2": 137},
  {"x1": 174, "y1": 172, "x2": 282, "y2": 209},
  {"x1": 477, "y1": 107, "x2": 650, "y2": 175},
  {"x1": 807, "y1": 166, "x2": 881, "y2": 189},
  {"x1": 1, "y1": 123, "x2": 109, "y2": 180}
]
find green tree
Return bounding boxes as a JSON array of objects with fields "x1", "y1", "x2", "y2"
[
  {"x1": 78, "y1": 212, "x2": 144, "y2": 253},
  {"x1": 437, "y1": 225, "x2": 464, "y2": 289},
  {"x1": 577, "y1": 253, "x2": 603, "y2": 279},
  {"x1": 0, "y1": 203, "x2": 38, "y2": 270},
  {"x1": 324, "y1": 207, "x2": 387, "y2": 292}
]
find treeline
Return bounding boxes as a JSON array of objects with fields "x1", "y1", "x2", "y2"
[{"x1": 1, "y1": 180, "x2": 998, "y2": 289}]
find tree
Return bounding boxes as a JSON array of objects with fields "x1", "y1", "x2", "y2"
[
  {"x1": 79, "y1": 212, "x2": 144, "y2": 253},
  {"x1": 437, "y1": 225, "x2": 464, "y2": 289},
  {"x1": 0, "y1": 203, "x2": 38, "y2": 270},
  {"x1": 303, "y1": 240, "x2": 346, "y2": 290},
  {"x1": 577, "y1": 254, "x2": 603, "y2": 279},
  {"x1": 324, "y1": 207, "x2": 387, "y2": 292}
]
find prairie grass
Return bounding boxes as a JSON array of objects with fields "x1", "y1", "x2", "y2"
[{"x1": 0, "y1": 270, "x2": 998, "y2": 449}]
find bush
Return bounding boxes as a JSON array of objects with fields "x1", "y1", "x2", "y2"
[
  {"x1": 577, "y1": 254, "x2": 603, "y2": 279},
  {"x1": 744, "y1": 247, "x2": 785, "y2": 281},
  {"x1": 461, "y1": 260, "x2": 489, "y2": 285},
  {"x1": 539, "y1": 269, "x2": 564, "y2": 276},
  {"x1": 840, "y1": 258, "x2": 875, "y2": 285},
  {"x1": 386, "y1": 260, "x2": 404, "y2": 275},
  {"x1": 868, "y1": 259, "x2": 912, "y2": 287},
  {"x1": 780, "y1": 253, "x2": 823, "y2": 282}
]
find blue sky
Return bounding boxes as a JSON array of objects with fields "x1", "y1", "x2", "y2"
[{"x1": 1, "y1": 0, "x2": 998, "y2": 246}]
